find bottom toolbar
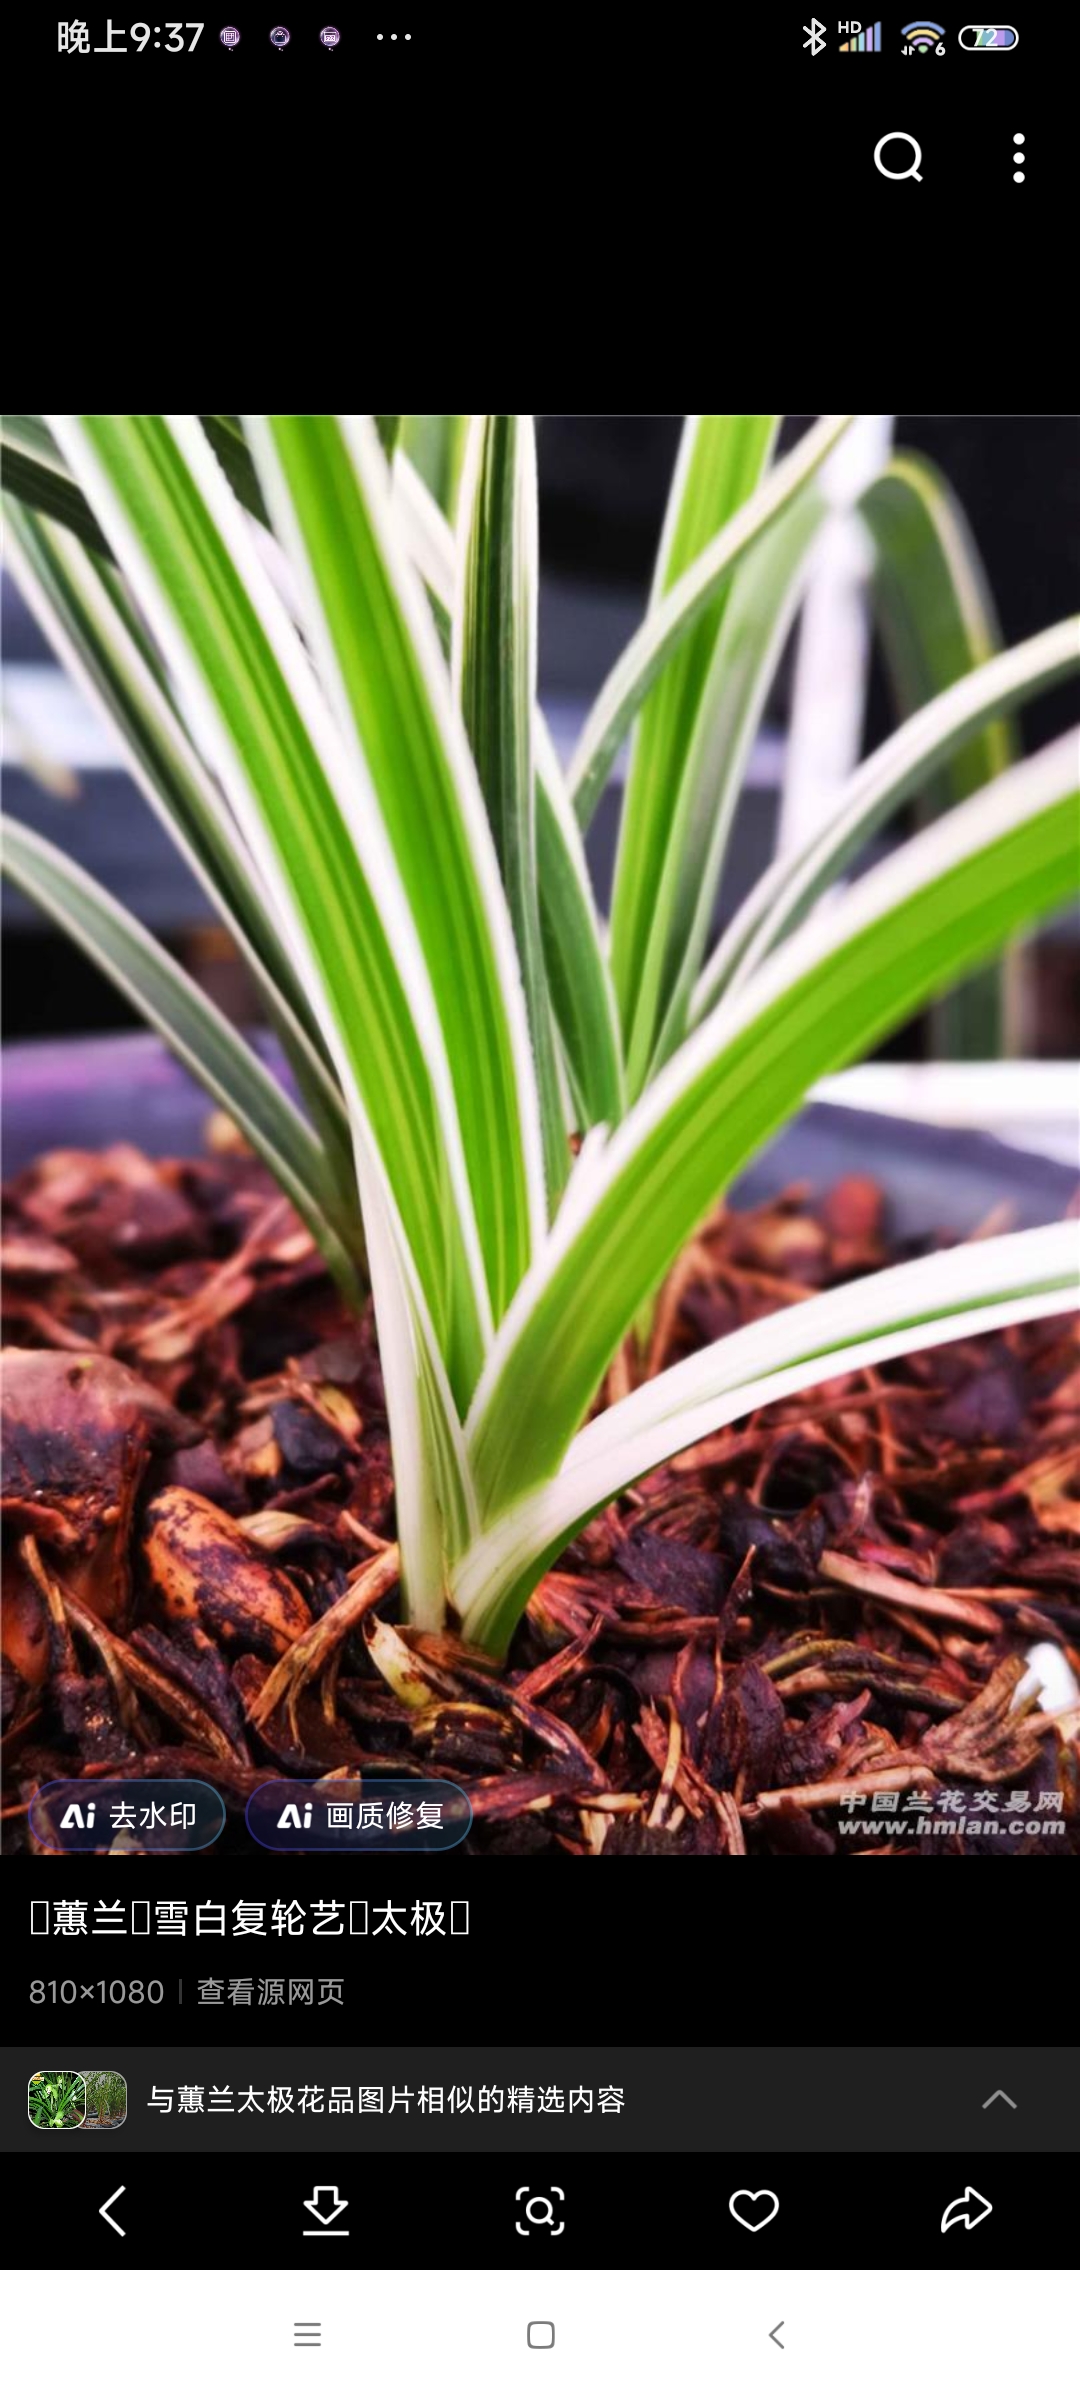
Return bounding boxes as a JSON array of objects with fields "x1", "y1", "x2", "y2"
[{"x1": 6, "y1": 2148, "x2": 1065, "y2": 2271}]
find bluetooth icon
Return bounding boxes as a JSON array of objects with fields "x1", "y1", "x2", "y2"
[{"x1": 803, "y1": 17, "x2": 826, "y2": 50}]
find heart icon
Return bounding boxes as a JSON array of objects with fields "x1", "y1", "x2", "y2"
[{"x1": 728, "y1": 2188, "x2": 780, "y2": 2232}]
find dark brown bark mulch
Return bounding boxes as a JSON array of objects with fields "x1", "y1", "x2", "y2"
[{"x1": 3, "y1": 1138, "x2": 1078, "y2": 1857}]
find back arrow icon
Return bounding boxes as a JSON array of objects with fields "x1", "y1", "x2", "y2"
[
  {"x1": 941, "y1": 2186, "x2": 992, "y2": 2233},
  {"x1": 769, "y1": 2322, "x2": 785, "y2": 2349},
  {"x1": 99, "y1": 2186, "x2": 126, "y2": 2237}
]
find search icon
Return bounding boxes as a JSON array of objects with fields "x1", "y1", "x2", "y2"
[
  {"x1": 515, "y1": 2185, "x2": 566, "y2": 2235},
  {"x1": 874, "y1": 131, "x2": 924, "y2": 181}
]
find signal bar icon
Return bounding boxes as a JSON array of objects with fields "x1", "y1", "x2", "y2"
[{"x1": 840, "y1": 20, "x2": 881, "y2": 48}]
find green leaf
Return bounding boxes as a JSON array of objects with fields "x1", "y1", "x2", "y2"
[
  {"x1": 198, "y1": 414, "x2": 271, "y2": 527},
  {"x1": 359, "y1": 1166, "x2": 476, "y2": 1626},
  {"x1": 456, "y1": 1221, "x2": 1079, "y2": 1651},
  {"x1": 696, "y1": 614, "x2": 1080, "y2": 1017},
  {"x1": 467, "y1": 735, "x2": 1079, "y2": 1519},
  {"x1": 49, "y1": 411, "x2": 488, "y2": 1405},
  {"x1": 391, "y1": 449, "x2": 455, "y2": 635},
  {"x1": 374, "y1": 415, "x2": 401, "y2": 460},
  {"x1": 610, "y1": 414, "x2": 779, "y2": 1051},
  {"x1": 400, "y1": 414, "x2": 470, "y2": 519},
  {"x1": 631, "y1": 488, "x2": 825, "y2": 1093},
  {"x1": 2, "y1": 415, "x2": 113, "y2": 556},
  {"x1": 534, "y1": 717, "x2": 626, "y2": 1131},
  {"x1": 860, "y1": 451, "x2": 1015, "y2": 1056},
  {"x1": 3, "y1": 496, "x2": 352, "y2": 1186},
  {"x1": 455, "y1": 414, "x2": 567, "y2": 1204},
  {"x1": 568, "y1": 414, "x2": 855, "y2": 832},
  {"x1": 4, "y1": 413, "x2": 271, "y2": 552},
  {"x1": 247, "y1": 411, "x2": 547, "y2": 1327},
  {"x1": 392, "y1": 450, "x2": 625, "y2": 1131},
  {"x1": 863, "y1": 454, "x2": 1012, "y2": 800},
  {"x1": 2, "y1": 815, "x2": 364, "y2": 1303}
]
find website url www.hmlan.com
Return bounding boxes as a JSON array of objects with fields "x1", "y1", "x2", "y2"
[{"x1": 837, "y1": 1817, "x2": 1066, "y2": 1838}]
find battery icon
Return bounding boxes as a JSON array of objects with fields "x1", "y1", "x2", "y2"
[{"x1": 959, "y1": 24, "x2": 1019, "y2": 45}]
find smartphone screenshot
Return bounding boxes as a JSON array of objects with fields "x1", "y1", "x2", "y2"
[{"x1": 2, "y1": 42, "x2": 1078, "y2": 2380}]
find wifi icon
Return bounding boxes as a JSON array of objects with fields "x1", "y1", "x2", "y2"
[{"x1": 902, "y1": 18, "x2": 946, "y2": 48}]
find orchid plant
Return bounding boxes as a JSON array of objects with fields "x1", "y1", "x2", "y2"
[{"x1": 3, "y1": 413, "x2": 1077, "y2": 1660}]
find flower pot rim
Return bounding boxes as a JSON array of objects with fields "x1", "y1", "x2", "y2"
[{"x1": 2, "y1": 1029, "x2": 1074, "y2": 1239}]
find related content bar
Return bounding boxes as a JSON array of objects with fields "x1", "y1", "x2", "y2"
[{"x1": 4, "y1": 2046, "x2": 1075, "y2": 2153}]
